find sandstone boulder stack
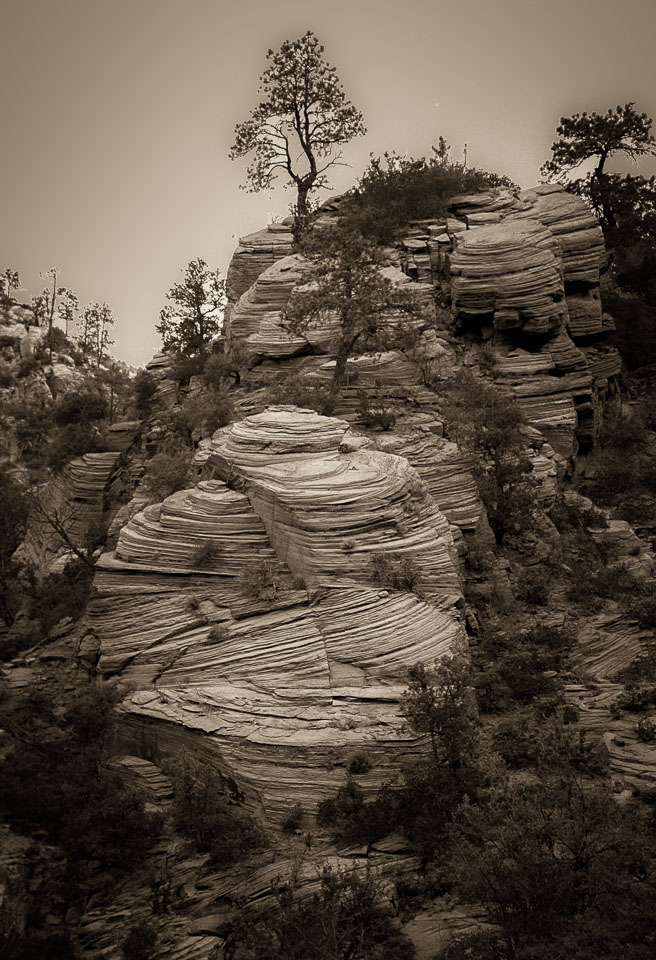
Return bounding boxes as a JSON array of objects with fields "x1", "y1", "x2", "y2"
[{"x1": 91, "y1": 406, "x2": 465, "y2": 823}]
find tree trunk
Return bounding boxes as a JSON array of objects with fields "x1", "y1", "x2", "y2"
[{"x1": 296, "y1": 184, "x2": 309, "y2": 220}]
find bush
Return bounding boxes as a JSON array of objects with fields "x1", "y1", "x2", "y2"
[
  {"x1": 27, "y1": 558, "x2": 94, "y2": 638},
  {"x1": 52, "y1": 386, "x2": 107, "y2": 425},
  {"x1": 637, "y1": 717, "x2": 656, "y2": 742},
  {"x1": 551, "y1": 496, "x2": 608, "y2": 534},
  {"x1": 627, "y1": 595, "x2": 656, "y2": 628},
  {"x1": 203, "y1": 341, "x2": 250, "y2": 387},
  {"x1": 316, "y1": 776, "x2": 399, "y2": 847},
  {"x1": 281, "y1": 802, "x2": 304, "y2": 834},
  {"x1": 440, "y1": 373, "x2": 540, "y2": 542},
  {"x1": 10, "y1": 398, "x2": 55, "y2": 470},
  {"x1": 369, "y1": 552, "x2": 421, "y2": 592},
  {"x1": 180, "y1": 386, "x2": 233, "y2": 436},
  {"x1": 238, "y1": 559, "x2": 281, "y2": 600},
  {"x1": 264, "y1": 374, "x2": 336, "y2": 416},
  {"x1": 133, "y1": 370, "x2": 158, "y2": 416},
  {"x1": 47, "y1": 420, "x2": 107, "y2": 470},
  {"x1": 142, "y1": 440, "x2": 191, "y2": 502},
  {"x1": 0, "y1": 359, "x2": 14, "y2": 387},
  {"x1": 233, "y1": 865, "x2": 416, "y2": 960},
  {"x1": 169, "y1": 355, "x2": 204, "y2": 382},
  {"x1": 342, "y1": 149, "x2": 516, "y2": 244},
  {"x1": 518, "y1": 567, "x2": 550, "y2": 606},
  {"x1": 0, "y1": 465, "x2": 28, "y2": 629},
  {"x1": 357, "y1": 388, "x2": 396, "y2": 431},
  {"x1": 497, "y1": 647, "x2": 557, "y2": 704},
  {"x1": 604, "y1": 290, "x2": 656, "y2": 370},
  {"x1": 348, "y1": 752, "x2": 372, "y2": 775},
  {"x1": 0, "y1": 682, "x2": 162, "y2": 880},
  {"x1": 614, "y1": 685, "x2": 656, "y2": 712},
  {"x1": 167, "y1": 752, "x2": 264, "y2": 865},
  {"x1": 189, "y1": 541, "x2": 220, "y2": 568},
  {"x1": 449, "y1": 777, "x2": 654, "y2": 958},
  {"x1": 581, "y1": 407, "x2": 656, "y2": 522}
]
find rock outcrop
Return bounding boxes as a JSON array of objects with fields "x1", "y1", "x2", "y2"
[
  {"x1": 225, "y1": 222, "x2": 294, "y2": 314},
  {"x1": 402, "y1": 184, "x2": 619, "y2": 459},
  {"x1": 91, "y1": 406, "x2": 465, "y2": 823}
]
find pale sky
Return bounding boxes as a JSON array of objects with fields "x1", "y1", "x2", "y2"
[{"x1": 2, "y1": 0, "x2": 655, "y2": 365}]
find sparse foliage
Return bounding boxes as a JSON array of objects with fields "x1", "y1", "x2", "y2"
[
  {"x1": 541, "y1": 103, "x2": 656, "y2": 251},
  {"x1": 76, "y1": 300, "x2": 116, "y2": 366},
  {"x1": 167, "y1": 751, "x2": 264, "y2": 865},
  {"x1": 369, "y1": 551, "x2": 421, "y2": 592},
  {"x1": 233, "y1": 865, "x2": 414, "y2": 960},
  {"x1": 156, "y1": 259, "x2": 225, "y2": 356},
  {"x1": 238, "y1": 559, "x2": 281, "y2": 600},
  {"x1": 0, "y1": 465, "x2": 28, "y2": 626},
  {"x1": 284, "y1": 224, "x2": 425, "y2": 395},
  {"x1": 343, "y1": 146, "x2": 516, "y2": 243},
  {"x1": 441, "y1": 372, "x2": 539, "y2": 541},
  {"x1": 230, "y1": 31, "x2": 366, "y2": 219},
  {"x1": 30, "y1": 268, "x2": 78, "y2": 361},
  {"x1": 403, "y1": 653, "x2": 478, "y2": 769},
  {"x1": 0, "y1": 267, "x2": 21, "y2": 300},
  {"x1": 142, "y1": 439, "x2": 191, "y2": 502},
  {"x1": 133, "y1": 369, "x2": 158, "y2": 416}
]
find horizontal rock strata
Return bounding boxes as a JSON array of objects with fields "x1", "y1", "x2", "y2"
[{"x1": 225, "y1": 222, "x2": 294, "y2": 305}]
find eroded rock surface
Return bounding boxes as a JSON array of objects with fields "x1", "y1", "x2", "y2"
[{"x1": 92, "y1": 407, "x2": 465, "y2": 823}]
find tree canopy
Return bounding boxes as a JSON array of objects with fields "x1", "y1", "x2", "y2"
[
  {"x1": 541, "y1": 103, "x2": 656, "y2": 181},
  {"x1": 156, "y1": 258, "x2": 226, "y2": 357},
  {"x1": 230, "y1": 31, "x2": 366, "y2": 219},
  {"x1": 541, "y1": 103, "x2": 656, "y2": 244},
  {"x1": 284, "y1": 224, "x2": 426, "y2": 395}
]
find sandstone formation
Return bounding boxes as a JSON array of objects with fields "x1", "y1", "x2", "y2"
[
  {"x1": 145, "y1": 351, "x2": 179, "y2": 407},
  {"x1": 395, "y1": 184, "x2": 620, "y2": 458},
  {"x1": 19, "y1": 451, "x2": 122, "y2": 574},
  {"x1": 91, "y1": 406, "x2": 465, "y2": 823},
  {"x1": 225, "y1": 222, "x2": 294, "y2": 307},
  {"x1": 226, "y1": 254, "x2": 434, "y2": 362},
  {"x1": 217, "y1": 183, "x2": 619, "y2": 467}
]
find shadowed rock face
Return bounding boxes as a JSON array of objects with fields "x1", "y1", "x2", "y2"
[{"x1": 91, "y1": 406, "x2": 464, "y2": 822}]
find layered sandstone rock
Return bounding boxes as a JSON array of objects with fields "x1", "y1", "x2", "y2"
[
  {"x1": 450, "y1": 220, "x2": 568, "y2": 338},
  {"x1": 145, "y1": 351, "x2": 179, "y2": 407},
  {"x1": 225, "y1": 222, "x2": 294, "y2": 306},
  {"x1": 20, "y1": 451, "x2": 122, "y2": 574},
  {"x1": 395, "y1": 184, "x2": 615, "y2": 455},
  {"x1": 227, "y1": 254, "x2": 434, "y2": 361},
  {"x1": 92, "y1": 406, "x2": 465, "y2": 823}
]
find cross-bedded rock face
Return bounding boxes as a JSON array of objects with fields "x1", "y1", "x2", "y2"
[{"x1": 91, "y1": 406, "x2": 464, "y2": 822}]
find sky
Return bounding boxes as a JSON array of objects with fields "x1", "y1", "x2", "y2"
[{"x1": 2, "y1": 0, "x2": 656, "y2": 366}]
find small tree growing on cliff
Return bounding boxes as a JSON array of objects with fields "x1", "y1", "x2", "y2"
[
  {"x1": 229, "y1": 31, "x2": 366, "y2": 221},
  {"x1": 284, "y1": 225, "x2": 425, "y2": 396},
  {"x1": 156, "y1": 259, "x2": 225, "y2": 357},
  {"x1": 541, "y1": 102, "x2": 656, "y2": 243}
]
